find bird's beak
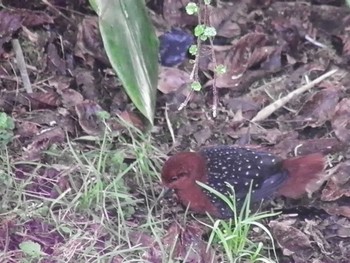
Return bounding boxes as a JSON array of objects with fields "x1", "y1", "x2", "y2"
[{"x1": 157, "y1": 187, "x2": 174, "y2": 202}]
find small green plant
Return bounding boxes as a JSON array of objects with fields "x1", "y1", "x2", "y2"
[
  {"x1": 19, "y1": 240, "x2": 43, "y2": 259},
  {"x1": 0, "y1": 112, "x2": 15, "y2": 148},
  {"x1": 183, "y1": 1, "x2": 227, "y2": 117},
  {"x1": 197, "y1": 181, "x2": 279, "y2": 263}
]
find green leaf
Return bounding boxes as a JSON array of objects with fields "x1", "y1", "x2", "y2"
[
  {"x1": 88, "y1": 0, "x2": 98, "y2": 12},
  {"x1": 96, "y1": 110, "x2": 111, "y2": 121},
  {"x1": 185, "y1": 2, "x2": 199, "y2": 15},
  {"x1": 60, "y1": 226, "x2": 73, "y2": 235},
  {"x1": 191, "y1": 81, "x2": 202, "y2": 91},
  {"x1": 200, "y1": 35, "x2": 208, "y2": 41},
  {"x1": 92, "y1": 0, "x2": 159, "y2": 125},
  {"x1": 189, "y1": 44, "x2": 198, "y2": 56},
  {"x1": 19, "y1": 240, "x2": 42, "y2": 257},
  {"x1": 194, "y1": 24, "x2": 205, "y2": 37},
  {"x1": 215, "y1": 64, "x2": 227, "y2": 75},
  {"x1": 0, "y1": 112, "x2": 14, "y2": 130},
  {"x1": 204, "y1": 26, "x2": 217, "y2": 37}
]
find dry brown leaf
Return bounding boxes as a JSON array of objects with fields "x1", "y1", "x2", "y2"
[
  {"x1": 269, "y1": 220, "x2": 313, "y2": 260},
  {"x1": 75, "y1": 16, "x2": 109, "y2": 65},
  {"x1": 321, "y1": 161, "x2": 350, "y2": 202},
  {"x1": 117, "y1": 111, "x2": 145, "y2": 131},
  {"x1": 158, "y1": 67, "x2": 191, "y2": 94},
  {"x1": 297, "y1": 88, "x2": 340, "y2": 127},
  {"x1": 75, "y1": 100, "x2": 105, "y2": 135},
  {"x1": 208, "y1": 6, "x2": 241, "y2": 38},
  {"x1": 332, "y1": 98, "x2": 350, "y2": 143},
  {"x1": 162, "y1": 0, "x2": 197, "y2": 27},
  {"x1": 47, "y1": 43, "x2": 67, "y2": 75},
  {"x1": 273, "y1": 137, "x2": 345, "y2": 159},
  {"x1": 59, "y1": 88, "x2": 84, "y2": 109},
  {"x1": 22, "y1": 127, "x2": 65, "y2": 161},
  {"x1": 27, "y1": 91, "x2": 62, "y2": 107},
  {"x1": 163, "y1": 222, "x2": 216, "y2": 262}
]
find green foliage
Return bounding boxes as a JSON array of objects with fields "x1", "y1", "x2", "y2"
[
  {"x1": 89, "y1": 0, "x2": 159, "y2": 126},
  {"x1": 194, "y1": 25, "x2": 217, "y2": 41},
  {"x1": 185, "y1": 2, "x2": 199, "y2": 15},
  {"x1": 19, "y1": 241, "x2": 43, "y2": 258},
  {"x1": 96, "y1": 110, "x2": 111, "y2": 121},
  {"x1": 189, "y1": 44, "x2": 198, "y2": 55},
  {"x1": 0, "y1": 112, "x2": 14, "y2": 148},
  {"x1": 194, "y1": 24, "x2": 206, "y2": 37},
  {"x1": 191, "y1": 81, "x2": 202, "y2": 91},
  {"x1": 215, "y1": 64, "x2": 227, "y2": 75},
  {"x1": 185, "y1": 1, "x2": 225, "y2": 94},
  {"x1": 197, "y1": 181, "x2": 279, "y2": 263}
]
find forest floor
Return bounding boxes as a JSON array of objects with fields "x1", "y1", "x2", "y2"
[{"x1": 0, "y1": 0, "x2": 350, "y2": 262}]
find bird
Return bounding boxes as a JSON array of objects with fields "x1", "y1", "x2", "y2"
[{"x1": 161, "y1": 145, "x2": 325, "y2": 219}]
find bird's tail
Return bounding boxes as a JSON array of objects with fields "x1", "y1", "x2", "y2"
[{"x1": 278, "y1": 153, "x2": 326, "y2": 199}]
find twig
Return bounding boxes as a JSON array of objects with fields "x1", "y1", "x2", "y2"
[
  {"x1": 178, "y1": 1, "x2": 202, "y2": 111},
  {"x1": 209, "y1": 37, "x2": 218, "y2": 118},
  {"x1": 304, "y1": 34, "x2": 329, "y2": 49},
  {"x1": 203, "y1": 4, "x2": 218, "y2": 118},
  {"x1": 11, "y1": 39, "x2": 33, "y2": 93},
  {"x1": 264, "y1": 88, "x2": 297, "y2": 113},
  {"x1": 178, "y1": 90, "x2": 194, "y2": 111},
  {"x1": 0, "y1": 75, "x2": 21, "y2": 82},
  {"x1": 41, "y1": 0, "x2": 76, "y2": 25},
  {"x1": 164, "y1": 103, "x2": 176, "y2": 145},
  {"x1": 251, "y1": 69, "x2": 338, "y2": 122}
]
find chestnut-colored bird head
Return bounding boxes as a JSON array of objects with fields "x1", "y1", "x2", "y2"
[{"x1": 161, "y1": 152, "x2": 207, "y2": 190}]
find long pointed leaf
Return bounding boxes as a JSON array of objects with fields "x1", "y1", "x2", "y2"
[{"x1": 91, "y1": 0, "x2": 159, "y2": 125}]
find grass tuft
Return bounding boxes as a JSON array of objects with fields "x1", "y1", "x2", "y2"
[{"x1": 197, "y1": 181, "x2": 279, "y2": 263}]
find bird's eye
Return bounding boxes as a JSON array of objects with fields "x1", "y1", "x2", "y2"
[
  {"x1": 170, "y1": 176, "x2": 178, "y2": 182},
  {"x1": 177, "y1": 172, "x2": 188, "y2": 178},
  {"x1": 169, "y1": 171, "x2": 187, "y2": 182}
]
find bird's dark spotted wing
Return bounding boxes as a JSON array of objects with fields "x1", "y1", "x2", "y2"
[{"x1": 199, "y1": 146, "x2": 288, "y2": 218}]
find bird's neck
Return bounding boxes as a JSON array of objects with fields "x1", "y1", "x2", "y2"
[{"x1": 176, "y1": 183, "x2": 219, "y2": 216}]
